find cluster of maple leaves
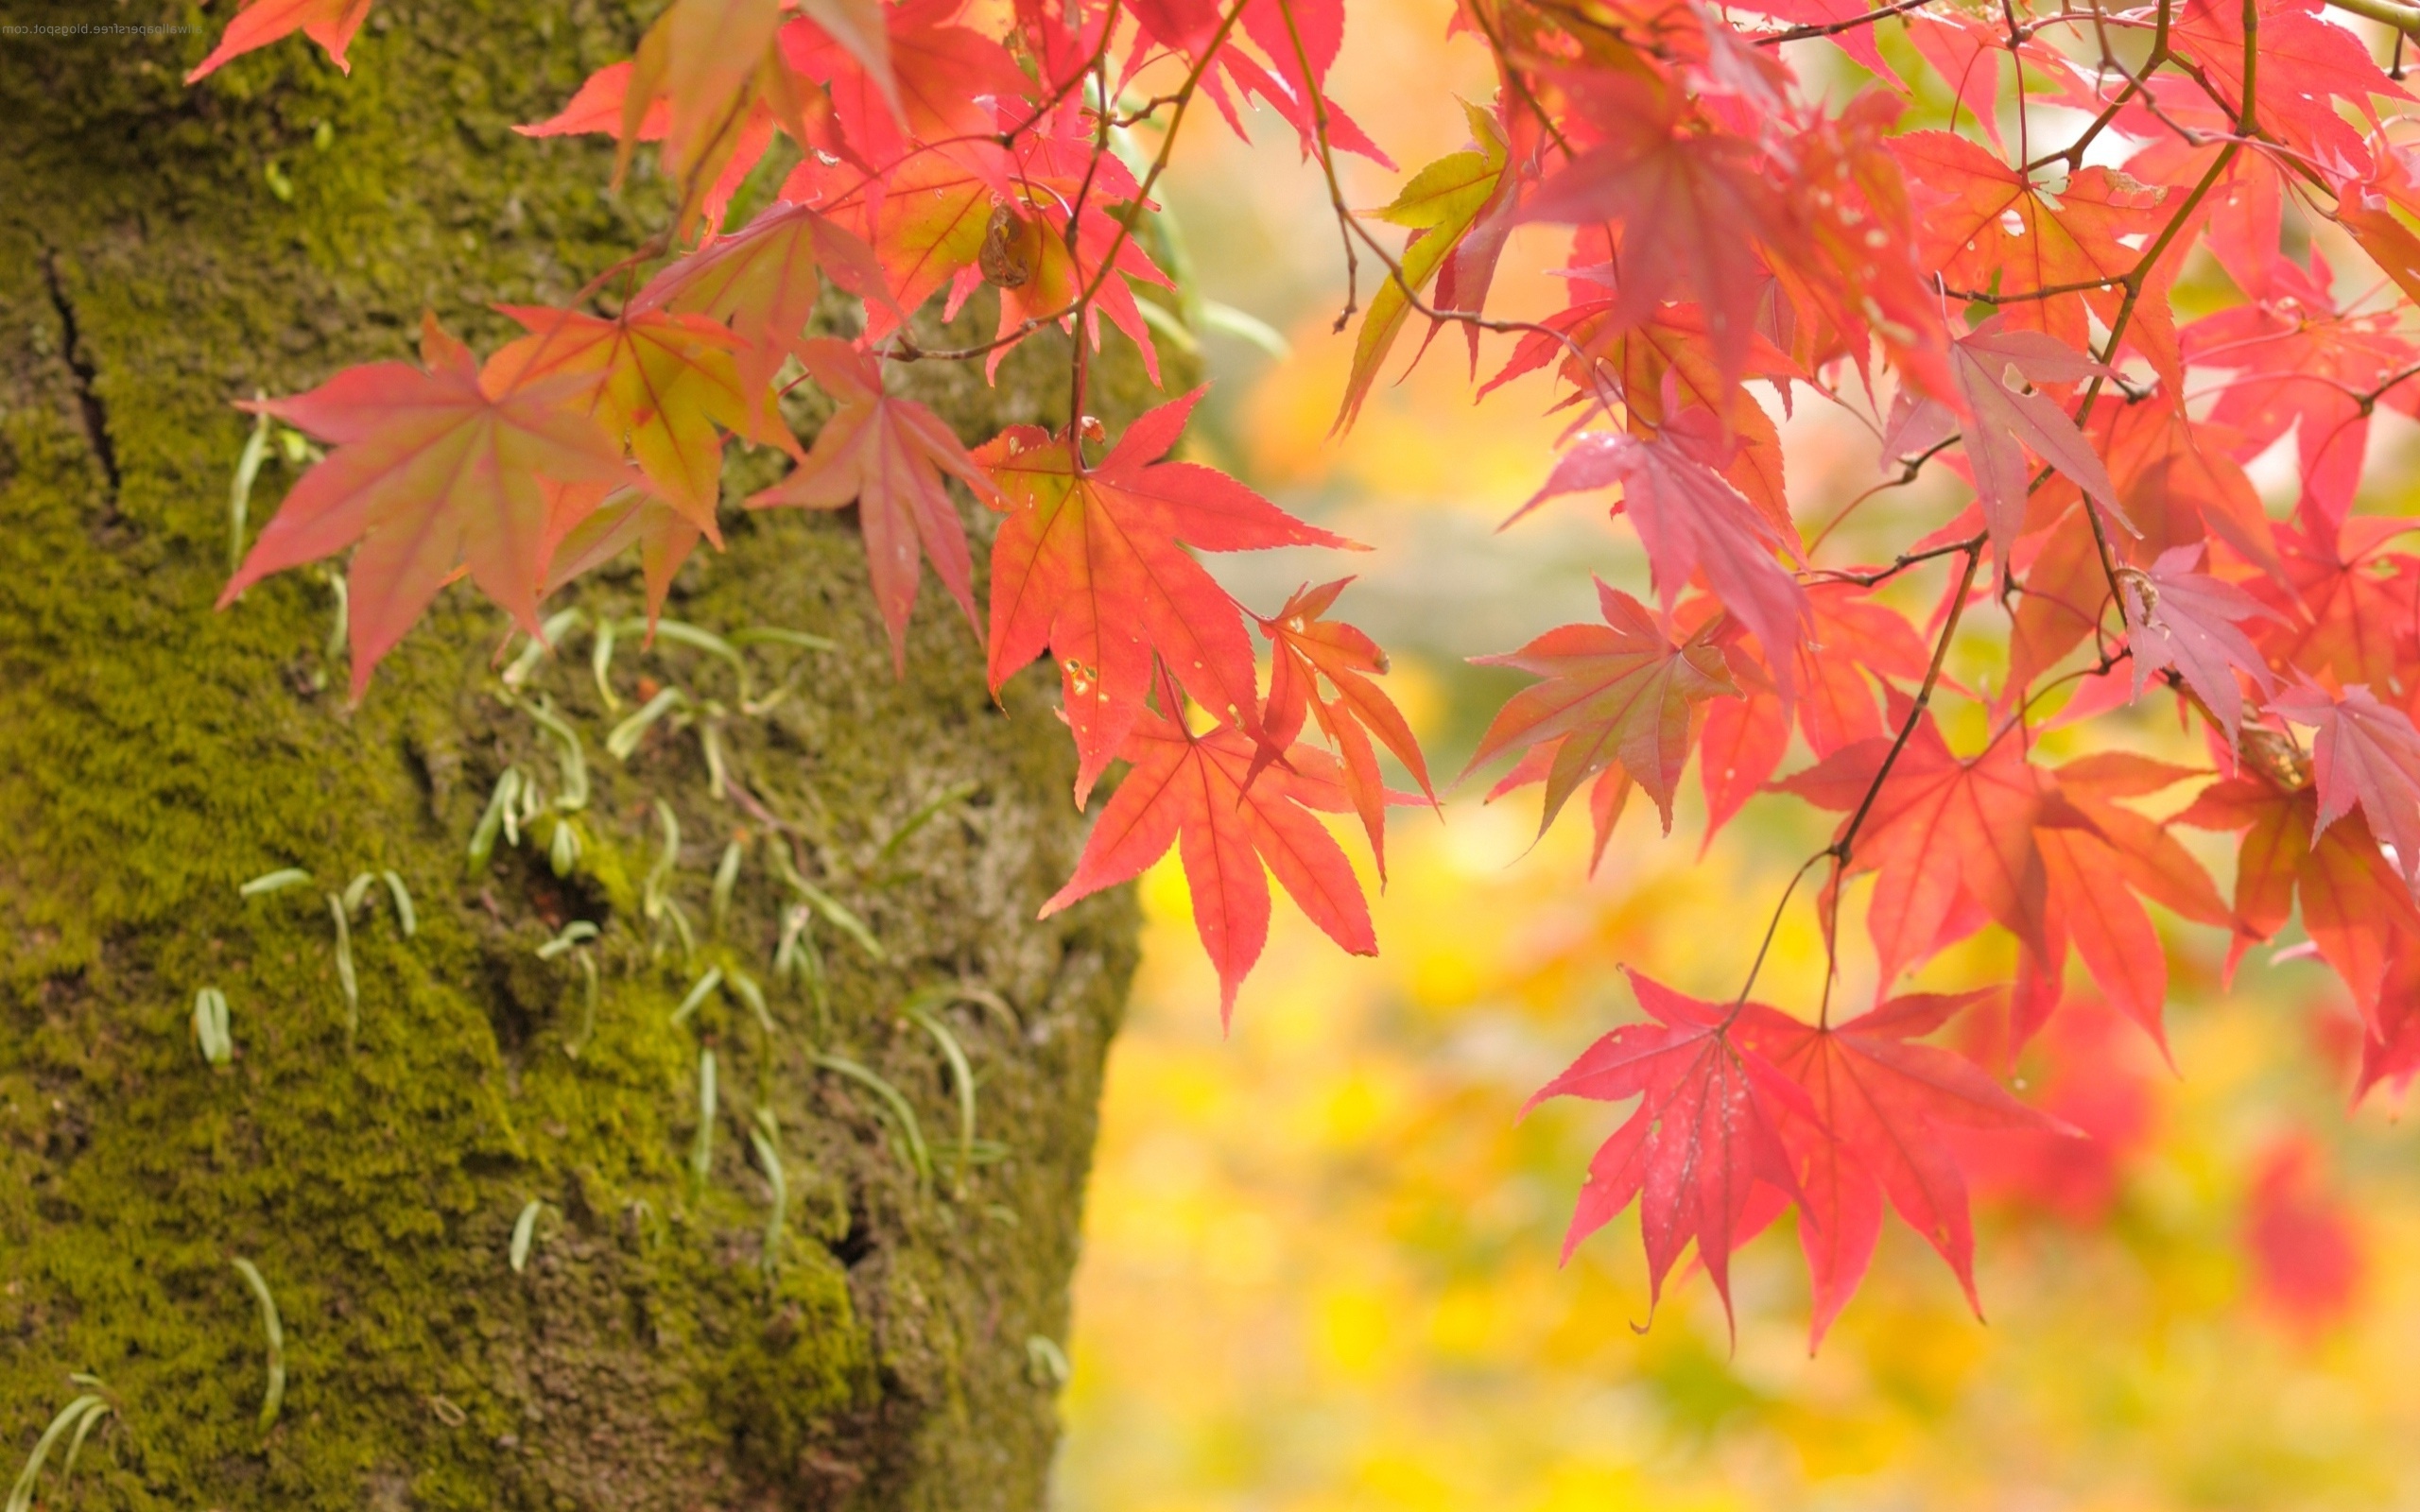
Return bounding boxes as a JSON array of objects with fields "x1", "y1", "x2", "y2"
[{"x1": 195, "y1": 0, "x2": 2420, "y2": 1343}]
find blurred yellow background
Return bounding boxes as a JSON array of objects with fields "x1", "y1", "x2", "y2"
[{"x1": 1050, "y1": 6, "x2": 2420, "y2": 1506}]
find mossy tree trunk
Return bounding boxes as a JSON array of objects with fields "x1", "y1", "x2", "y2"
[{"x1": 0, "y1": 4, "x2": 1144, "y2": 1506}]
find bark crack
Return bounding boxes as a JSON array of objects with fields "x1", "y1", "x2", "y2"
[{"x1": 41, "y1": 250, "x2": 122, "y2": 498}]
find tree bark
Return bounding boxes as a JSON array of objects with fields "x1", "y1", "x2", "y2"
[{"x1": 0, "y1": 4, "x2": 1143, "y2": 1506}]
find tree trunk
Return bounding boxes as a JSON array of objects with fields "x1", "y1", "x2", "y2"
[{"x1": 0, "y1": 5, "x2": 1145, "y2": 1506}]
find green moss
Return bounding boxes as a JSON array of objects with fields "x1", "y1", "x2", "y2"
[{"x1": 0, "y1": 1, "x2": 1155, "y2": 1506}]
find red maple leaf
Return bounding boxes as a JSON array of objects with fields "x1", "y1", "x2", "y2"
[
  {"x1": 2027, "y1": 754, "x2": 2235, "y2": 1055},
  {"x1": 544, "y1": 486, "x2": 701, "y2": 625},
  {"x1": 1515, "y1": 426, "x2": 1810, "y2": 694},
  {"x1": 2275, "y1": 681, "x2": 2420, "y2": 892},
  {"x1": 2118, "y1": 544, "x2": 2277, "y2": 744},
  {"x1": 1040, "y1": 671, "x2": 1375, "y2": 1022},
  {"x1": 1464, "y1": 579, "x2": 1738, "y2": 835},
  {"x1": 632, "y1": 200, "x2": 892, "y2": 418},
  {"x1": 219, "y1": 316, "x2": 633, "y2": 697},
  {"x1": 516, "y1": 59, "x2": 810, "y2": 232},
  {"x1": 784, "y1": 0, "x2": 1024, "y2": 166},
  {"x1": 186, "y1": 0, "x2": 372, "y2": 82},
  {"x1": 1486, "y1": 299, "x2": 1800, "y2": 523},
  {"x1": 978, "y1": 388, "x2": 1353, "y2": 803},
  {"x1": 2247, "y1": 518, "x2": 2420, "y2": 696},
  {"x1": 1947, "y1": 318, "x2": 2123, "y2": 572},
  {"x1": 1485, "y1": 742, "x2": 1639, "y2": 878},
  {"x1": 2181, "y1": 254, "x2": 2416, "y2": 527},
  {"x1": 1782, "y1": 713, "x2": 2099, "y2": 987},
  {"x1": 1697, "y1": 583, "x2": 1932, "y2": 839},
  {"x1": 491, "y1": 303, "x2": 786, "y2": 526},
  {"x1": 2169, "y1": 0, "x2": 2404, "y2": 172},
  {"x1": 2174, "y1": 766, "x2": 2420, "y2": 1015},
  {"x1": 1253, "y1": 578, "x2": 1435, "y2": 880},
  {"x1": 1737, "y1": 988, "x2": 2076, "y2": 1348},
  {"x1": 1126, "y1": 0, "x2": 1393, "y2": 168},
  {"x1": 1529, "y1": 969, "x2": 1813, "y2": 1331},
  {"x1": 2093, "y1": 396, "x2": 2280, "y2": 577},
  {"x1": 2357, "y1": 932, "x2": 2420, "y2": 1103},
  {"x1": 747, "y1": 339, "x2": 996, "y2": 675},
  {"x1": 1518, "y1": 74, "x2": 1790, "y2": 385}
]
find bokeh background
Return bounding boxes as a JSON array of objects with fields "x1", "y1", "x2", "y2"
[{"x1": 1047, "y1": 7, "x2": 2420, "y2": 1507}]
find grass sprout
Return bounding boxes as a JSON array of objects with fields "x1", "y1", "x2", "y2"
[
  {"x1": 726, "y1": 970, "x2": 774, "y2": 1035},
  {"x1": 642, "y1": 799, "x2": 681, "y2": 921},
  {"x1": 877, "y1": 780, "x2": 982, "y2": 865},
  {"x1": 571, "y1": 953, "x2": 600, "y2": 1057},
  {"x1": 193, "y1": 987, "x2": 233, "y2": 1066},
  {"x1": 671, "y1": 967, "x2": 724, "y2": 1028},
  {"x1": 691, "y1": 1049, "x2": 718, "y2": 1184},
  {"x1": 381, "y1": 870, "x2": 416, "y2": 936},
  {"x1": 325, "y1": 892, "x2": 358, "y2": 1046},
  {"x1": 749, "y1": 1116, "x2": 788, "y2": 1278},
  {"x1": 607, "y1": 687, "x2": 690, "y2": 762},
  {"x1": 769, "y1": 842, "x2": 882, "y2": 961},
  {"x1": 238, "y1": 868, "x2": 311, "y2": 898},
  {"x1": 6, "y1": 1389, "x2": 111, "y2": 1512},
  {"x1": 535, "y1": 921, "x2": 598, "y2": 961},
  {"x1": 903, "y1": 1001, "x2": 977, "y2": 1197},
  {"x1": 227, "y1": 398, "x2": 271, "y2": 572},
  {"x1": 711, "y1": 837, "x2": 745, "y2": 931},
  {"x1": 590, "y1": 615, "x2": 621, "y2": 711},
  {"x1": 231, "y1": 1258, "x2": 285, "y2": 1433},
  {"x1": 468, "y1": 768, "x2": 523, "y2": 875},
  {"x1": 814, "y1": 1053, "x2": 931, "y2": 1191},
  {"x1": 509, "y1": 1199, "x2": 550, "y2": 1274}
]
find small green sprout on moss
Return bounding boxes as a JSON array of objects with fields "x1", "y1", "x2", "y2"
[
  {"x1": 508, "y1": 1199, "x2": 554, "y2": 1275},
  {"x1": 769, "y1": 839, "x2": 883, "y2": 963},
  {"x1": 813, "y1": 1053, "x2": 931, "y2": 1193},
  {"x1": 534, "y1": 920, "x2": 599, "y2": 961},
  {"x1": 642, "y1": 618, "x2": 752, "y2": 700},
  {"x1": 691, "y1": 1049, "x2": 719, "y2": 1187},
  {"x1": 381, "y1": 869, "x2": 417, "y2": 936},
  {"x1": 6, "y1": 1383, "x2": 112, "y2": 1512},
  {"x1": 230, "y1": 1258, "x2": 285, "y2": 1435},
  {"x1": 875, "y1": 780, "x2": 983, "y2": 868},
  {"x1": 606, "y1": 687, "x2": 690, "y2": 763},
  {"x1": 499, "y1": 608, "x2": 586, "y2": 692},
  {"x1": 725, "y1": 970, "x2": 775, "y2": 1036},
  {"x1": 468, "y1": 766, "x2": 525, "y2": 876},
  {"x1": 537, "y1": 920, "x2": 607, "y2": 1054},
  {"x1": 670, "y1": 967, "x2": 724, "y2": 1029},
  {"x1": 237, "y1": 867, "x2": 312, "y2": 899},
  {"x1": 317, "y1": 566, "x2": 348, "y2": 662},
  {"x1": 773, "y1": 905, "x2": 830, "y2": 1034},
  {"x1": 325, "y1": 891, "x2": 357, "y2": 1045},
  {"x1": 711, "y1": 833, "x2": 746, "y2": 933},
  {"x1": 642, "y1": 799, "x2": 681, "y2": 923},
  {"x1": 570, "y1": 952, "x2": 600, "y2": 1056},
  {"x1": 227, "y1": 397, "x2": 270, "y2": 574},
  {"x1": 245, "y1": 866, "x2": 416, "y2": 1049},
  {"x1": 518, "y1": 695, "x2": 591, "y2": 813},
  {"x1": 748, "y1": 1108, "x2": 788, "y2": 1280},
  {"x1": 590, "y1": 614, "x2": 621, "y2": 711},
  {"x1": 901, "y1": 992, "x2": 979, "y2": 1199},
  {"x1": 192, "y1": 987, "x2": 233, "y2": 1066}
]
